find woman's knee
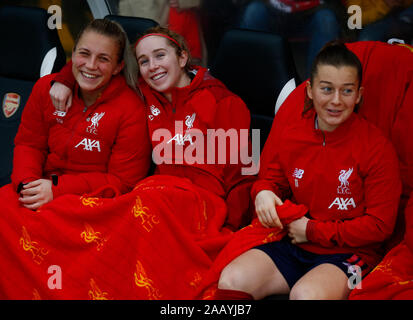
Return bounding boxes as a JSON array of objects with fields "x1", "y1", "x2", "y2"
[
  {"x1": 289, "y1": 283, "x2": 320, "y2": 300},
  {"x1": 218, "y1": 263, "x2": 249, "y2": 291}
]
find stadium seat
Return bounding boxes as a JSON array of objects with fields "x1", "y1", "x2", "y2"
[
  {"x1": 104, "y1": 14, "x2": 158, "y2": 45},
  {"x1": 209, "y1": 28, "x2": 298, "y2": 151},
  {"x1": 0, "y1": 5, "x2": 66, "y2": 187}
]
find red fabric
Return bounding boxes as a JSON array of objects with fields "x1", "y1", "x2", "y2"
[
  {"x1": 196, "y1": 200, "x2": 308, "y2": 299},
  {"x1": 168, "y1": 7, "x2": 202, "y2": 60},
  {"x1": 0, "y1": 175, "x2": 245, "y2": 299},
  {"x1": 346, "y1": 42, "x2": 413, "y2": 198},
  {"x1": 0, "y1": 174, "x2": 298, "y2": 299},
  {"x1": 348, "y1": 241, "x2": 413, "y2": 300},
  {"x1": 406, "y1": 193, "x2": 413, "y2": 254},
  {"x1": 349, "y1": 194, "x2": 413, "y2": 300},
  {"x1": 12, "y1": 73, "x2": 151, "y2": 197}
]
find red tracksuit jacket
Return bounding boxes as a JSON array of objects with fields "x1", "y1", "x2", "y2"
[
  {"x1": 12, "y1": 73, "x2": 151, "y2": 197},
  {"x1": 252, "y1": 109, "x2": 402, "y2": 268}
]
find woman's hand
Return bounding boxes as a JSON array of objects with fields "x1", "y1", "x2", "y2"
[
  {"x1": 255, "y1": 190, "x2": 284, "y2": 229},
  {"x1": 19, "y1": 179, "x2": 53, "y2": 210},
  {"x1": 49, "y1": 82, "x2": 73, "y2": 112},
  {"x1": 288, "y1": 216, "x2": 310, "y2": 244}
]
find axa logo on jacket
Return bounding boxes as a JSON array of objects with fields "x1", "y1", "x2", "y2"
[
  {"x1": 328, "y1": 197, "x2": 356, "y2": 211},
  {"x1": 166, "y1": 113, "x2": 197, "y2": 146},
  {"x1": 75, "y1": 138, "x2": 101, "y2": 152}
]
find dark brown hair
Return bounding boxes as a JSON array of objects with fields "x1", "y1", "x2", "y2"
[{"x1": 304, "y1": 40, "x2": 363, "y2": 114}]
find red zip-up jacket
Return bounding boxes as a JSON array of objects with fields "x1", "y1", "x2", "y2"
[
  {"x1": 12, "y1": 73, "x2": 151, "y2": 197},
  {"x1": 142, "y1": 66, "x2": 254, "y2": 199},
  {"x1": 252, "y1": 109, "x2": 401, "y2": 268}
]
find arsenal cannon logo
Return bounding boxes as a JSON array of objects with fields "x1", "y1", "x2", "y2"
[{"x1": 2, "y1": 93, "x2": 21, "y2": 118}]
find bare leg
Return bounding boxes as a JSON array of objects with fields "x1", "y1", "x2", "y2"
[
  {"x1": 218, "y1": 248, "x2": 290, "y2": 300},
  {"x1": 290, "y1": 263, "x2": 351, "y2": 300}
]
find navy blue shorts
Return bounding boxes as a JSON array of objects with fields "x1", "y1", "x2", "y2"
[{"x1": 255, "y1": 237, "x2": 368, "y2": 289}]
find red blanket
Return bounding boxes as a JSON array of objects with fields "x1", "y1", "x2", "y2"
[
  {"x1": 349, "y1": 194, "x2": 413, "y2": 300},
  {"x1": 0, "y1": 175, "x2": 226, "y2": 299},
  {"x1": 0, "y1": 174, "x2": 307, "y2": 299},
  {"x1": 196, "y1": 201, "x2": 308, "y2": 299}
]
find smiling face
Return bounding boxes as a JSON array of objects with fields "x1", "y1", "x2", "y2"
[
  {"x1": 135, "y1": 35, "x2": 190, "y2": 101},
  {"x1": 307, "y1": 64, "x2": 363, "y2": 132},
  {"x1": 72, "y1": 30, "x2": 124, "y2": 103}
]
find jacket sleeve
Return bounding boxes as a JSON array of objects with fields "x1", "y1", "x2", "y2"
[
  {"x1": 11, "y1": 77, "x2": 50, "y2": 190},
  {"x1": 52, "y1": 100, "x2": 151, "y2": 197},
  {"x1": 214, "y1": 94, "x2": 257, "y2": 229},
  {"x1": 53, "y1": 60, "x2": 76, "y2": 89},
  {"x1": 250, "y1": 117, "x2": 291, "y2": 203},
  {"x1": 306, "y1": 138, "x2": 402, "y2": 248},
  {"x1": 250, "y1": 158, "x2": 292, "y2": 203},
  {"x1": 214, "y1": 94, "x2": 254, "y2": 194}
]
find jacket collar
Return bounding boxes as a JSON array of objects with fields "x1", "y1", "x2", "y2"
[
  {"x1": 139, "y1": 66, "x2": 225, "y2": 109},
  {"x1": 307, "y1": 109, "x2": 357, "y2": 144},
  {"x1": 73, "y1": 74, "x2": 127, "y2": 109}
]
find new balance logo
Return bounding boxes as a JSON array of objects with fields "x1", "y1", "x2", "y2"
[
  {"x1": 292, "y1": 168, "x2": 304, "y2": 179},
  {"x1": 75, "y1": 138, "x2": 101, "y2": 152},
  {"x1": 328, "y1": 197, "x2": 356, "y2": 210},
  {"x1": 148, "y1": 105, "x2": 161, "y2": 121},
  {"x1": 292, "y1": 168, "x2": 304, "y2": 188}
]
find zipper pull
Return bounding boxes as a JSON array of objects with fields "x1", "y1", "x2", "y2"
[{"x1": 83, "y1": 106, "x2": 87, "y2": 113}]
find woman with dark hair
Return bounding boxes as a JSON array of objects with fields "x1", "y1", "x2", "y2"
[{"x1": 216, "y1": 41, "x2": 401, "y2": 300}]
